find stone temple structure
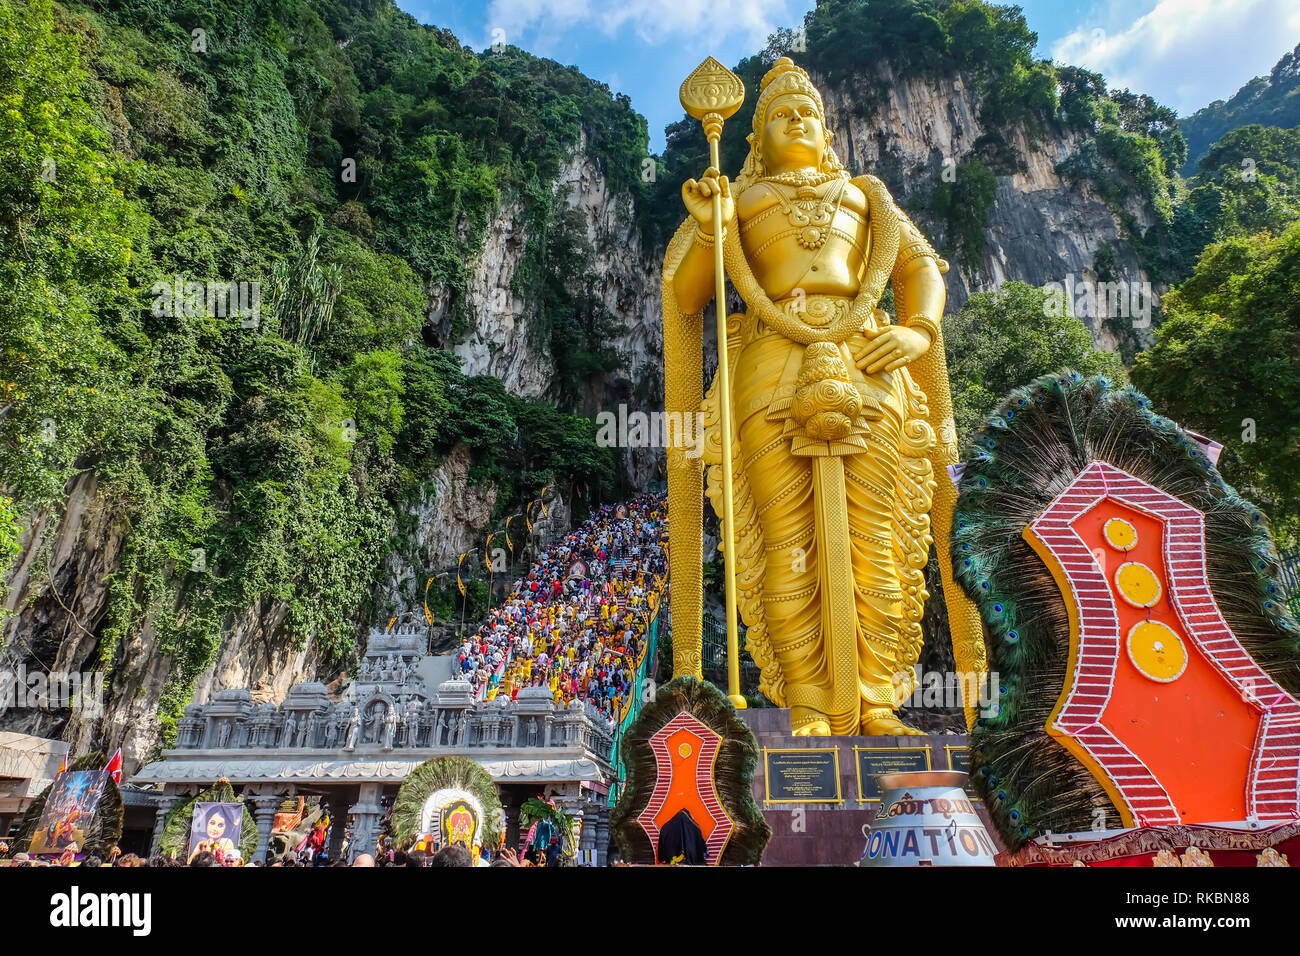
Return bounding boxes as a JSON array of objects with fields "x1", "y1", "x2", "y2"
[{"x1": 131, "y1": 622, "x2": 617, "y2": 863}]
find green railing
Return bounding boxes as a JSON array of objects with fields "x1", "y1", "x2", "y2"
[{"x1": 608, "y1": 609, "x2": 659, "y2": 807}]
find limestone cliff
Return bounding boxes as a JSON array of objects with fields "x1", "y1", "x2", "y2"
[
  {"x1": 818, "y1": 61, "x2": 1158, "y2": 352},
  {"x1": 1, "y1": 474, "x2": 323, "y2": 769},
  {"x1": 432, "y1": 133, "x2": 664, "y2": 487}
]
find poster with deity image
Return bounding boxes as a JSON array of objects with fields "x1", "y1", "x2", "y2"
[
  {"x1": 29, "y1": 770, "x2": 109, "y2": 856},
  {"x1": 418, "y1": 788, "x2": 484, "y2": 850},
  {"x1": 440, "y1": 798, "x2": 479, "y2": 849},
  {"x1": 188, "y1": 802, "x2": 243, "y2": 863}
]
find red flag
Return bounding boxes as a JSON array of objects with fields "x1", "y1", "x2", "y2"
[{"x1": 104, "y1": 748, "x2": 122, "y2": 785}]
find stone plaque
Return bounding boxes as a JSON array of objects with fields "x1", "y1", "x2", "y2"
[
  {"x1": 763, "y1": 748, "x2": 841, "y2": 804},
  {"x1": 944, "y1": 745, "x2": 982, "y2": 801},
  {"x1": 854, "y1": 746, "x2": 932, "y2": 802},
  {"x1": 945, "y1": 745, "x2": 971, "y2": 773}
]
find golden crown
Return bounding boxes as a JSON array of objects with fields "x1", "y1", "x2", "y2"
[{"x1": 753, "y1": 57, "x2": 825, "y2": 137}]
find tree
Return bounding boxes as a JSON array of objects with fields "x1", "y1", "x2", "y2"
[
  {"x1": 1178, "y1": 42, "x2": 1300, "y2": 173},
  {"x1": 1132, "y1": 224, "x2": 1300, "y2": 541},
  {"x1": 0, "y1": 0, "x2": 143, "y2": 512},
  {"x1": 943, "y1": 282, "x2": 1126, "y2": 451},
  {"x1": 1192, "y1": 125, "x2": 1300, "y2": 241},
  {"x1": 923, "y1": 158, "x2": 997, "y2": 268}
]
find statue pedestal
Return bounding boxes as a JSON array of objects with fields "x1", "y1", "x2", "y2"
[{"x1": 739, "y1": 709, "x2": 1003, "y2": 866}]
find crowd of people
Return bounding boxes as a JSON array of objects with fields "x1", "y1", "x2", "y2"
[
  {"x1": 458, "y1": 492, "x2": 668, "y2": 728},
  {"x1": 0, "y1": 833, "x2": 583, "y2": 867},
  {"x1": 0, "y1": 844, "x2": 534, "y2": 866}
]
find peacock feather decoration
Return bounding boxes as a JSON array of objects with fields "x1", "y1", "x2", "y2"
[
  {"x1": 610, "y1": 676, "x2": 771, "y2": 865},
  {"x1": 389, "y1": 755, "x2": 503, "y2": 851},
  {"x1": 952, "y1": 371, "x2": 1300, "y2": 850}
]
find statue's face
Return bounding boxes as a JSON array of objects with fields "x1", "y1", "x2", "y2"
[{"x1": 760, "y1": 92, "x2": 825, "y2": 170}]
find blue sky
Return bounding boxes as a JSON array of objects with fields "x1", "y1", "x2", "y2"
[{"x1": 399, "y1": 0, "x2": 1300, "y2": 152}]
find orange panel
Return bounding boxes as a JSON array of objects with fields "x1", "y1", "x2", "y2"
[
  {"x1": 652, "y1": 727, "x2": 718, "y2": 840},
  {"x1": 1072, "y1": 501, "x2": 1261, "y2": 823}
]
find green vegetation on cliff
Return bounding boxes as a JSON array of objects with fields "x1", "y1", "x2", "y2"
[
  {"x1": 943, "y1": 282, "x2": 1126, "y2": 452},
  {"x1": 0, "y1": 0, "x2": 642, "y2": 736}
]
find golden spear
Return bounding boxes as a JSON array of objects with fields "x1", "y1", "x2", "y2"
[{"x1": 679, "y1": 57, "x2": 746, "y2": 709}]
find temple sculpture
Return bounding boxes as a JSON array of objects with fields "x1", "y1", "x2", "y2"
[{"x1": 663, "y1": 57, "x2": 986, "y2": 736}]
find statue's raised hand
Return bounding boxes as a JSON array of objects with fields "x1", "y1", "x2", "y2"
[{"x1": 681, "y1": 166, "x2": 734, "y2": 235}]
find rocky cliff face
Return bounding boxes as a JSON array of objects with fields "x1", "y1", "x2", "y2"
[
  {"x1": 374, "y1": 444, "x2": 580, "y2": 620},
  {"x1": 1, "y1": 475, "x2": 324, "y2": 770},
  {"x1": 375, "y1": 443, "x2": 498, "y2": 618},
  {"x1": 433, "y1": 133, "x2": 665, "y2": 487},
  {"x1": 1, "y1": 132, "x2": 658, "y2": 771},
  {"x1": 2, "y1": 473, "x2": 127, "y2": 755},
  {"x1": 819, "y1": 61, "x2": 1157, "y2": 351}
]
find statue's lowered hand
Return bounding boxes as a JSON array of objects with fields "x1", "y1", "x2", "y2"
[{"x1": 853, "y1": 324, "x2": 931, "y2": 374}]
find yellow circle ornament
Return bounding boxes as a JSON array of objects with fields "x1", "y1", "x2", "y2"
[
  {"x1": 1126, "y1": 620, "x2": 1188, "y2": 682},
  {"x1": 677, "y1": 741, "x2": 693, "y2": 758},
  {"x1": 1103, "y1": 517, "x2": 1138, "y2": 551},
  {"x1": 1115, "y1": 561, "x2": 1162, "y2": 608}
]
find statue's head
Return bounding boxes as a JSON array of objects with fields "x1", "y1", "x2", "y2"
[
  {"x1": 739, "y1": 57, "x2": 844, "y2": 188},
  {"x1": 760, "y1": 90, "x2": 825, "y2": 171}
]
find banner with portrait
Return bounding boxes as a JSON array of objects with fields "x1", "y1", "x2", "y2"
[{"x1": 188, "y1": 801, "x2": 244, "y2": 862}]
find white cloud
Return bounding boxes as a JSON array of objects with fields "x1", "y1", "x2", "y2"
[
  {"x1": 1051, "y1": 0, "x2": 1300, "y2": 115},
  {"x1": 484, "y1": 0, "x2": 792, "y2": 48}
]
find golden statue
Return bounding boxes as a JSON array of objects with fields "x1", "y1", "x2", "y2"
[{"x1": 664, "y1": 56, "x2": 987, "y2": 736}]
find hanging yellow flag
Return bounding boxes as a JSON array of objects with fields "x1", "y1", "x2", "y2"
[
  {"x1": 457, "y1": 552, "x2": 467, "y2": 597},
  {"x1": 505, "y1": 515, "x2": 516, "y2": 555},
  {"x1": 386, "y1": 616, "x2": 397, "y2": 633},
  {"x1": 485, "y1": 534, "x2": 495, "y2": 571},
  {"x1": 424, "y1": 576, "x2": 435, "y2": 627}
]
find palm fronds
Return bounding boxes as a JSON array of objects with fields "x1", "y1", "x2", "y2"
[{"x1": 520, "y1": 796, "x2": 577, "y2": 856}]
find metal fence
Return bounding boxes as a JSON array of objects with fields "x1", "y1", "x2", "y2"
[{"x1": 701, "y1": 612, "x2": 760, "y2": 686}]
